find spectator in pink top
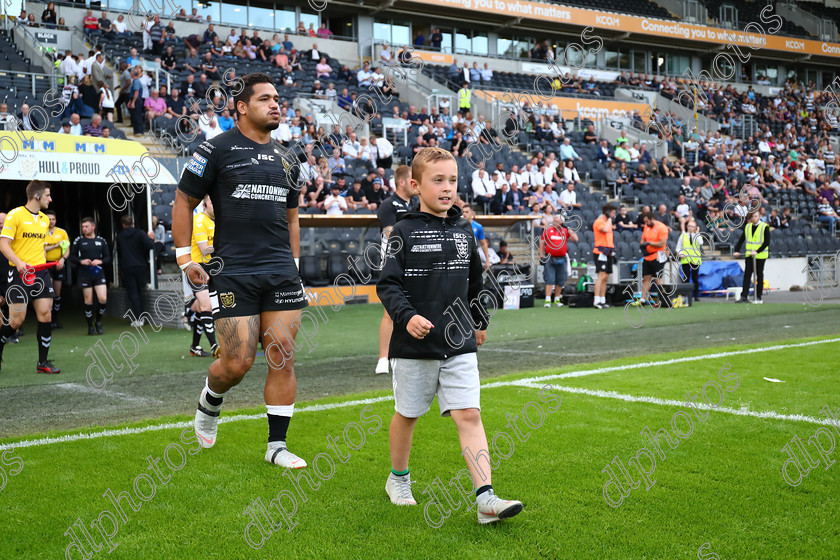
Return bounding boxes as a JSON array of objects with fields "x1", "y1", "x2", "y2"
[
  {"x1": 316, "y1": 57, "x2": 332, "y2": 79},
  {"x1": 316, "y1": 23, "x2": 333, "y2": 39},
  {"x1": 144, "y1": 88, "x2": 167, "y2": 123},
  {"x1": 274, "y1": 48, "x2": 289, "y2": 69}
]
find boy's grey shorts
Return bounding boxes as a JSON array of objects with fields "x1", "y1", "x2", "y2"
[{"x1": 390, "y1": 353, "x2": 481, "y2": 418}]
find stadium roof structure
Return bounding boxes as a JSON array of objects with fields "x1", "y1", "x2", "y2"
[{"x1": 340, "y1": 0, "x2": 840, "y2": 62}]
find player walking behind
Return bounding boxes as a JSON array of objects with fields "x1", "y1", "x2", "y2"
[
  {"x1": 375, "y1": 165, "x2": 414, "y2": 375},
  {"x1": 0, "y1": 181, "x2": 60, "y2": 373},
  {"x1": 377, "y1": 147, "x2": 523, "y2": 524},
  {"x1": 43, "y1": 209, "x2": 70, "y2": 329},
  {"x1": 174, "y1": 73, "x2": 309, "y2": 468},
  {"x1": 70, "y1": 217, "x2": 111, "y2": 335}
]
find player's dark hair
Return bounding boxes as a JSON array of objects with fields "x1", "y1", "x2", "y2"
[
  {"x1": 25, "y1": 180, "x2": 50, "y2": 201},
  {"x1": 640, "y1": 211, "x2": 654, "y2": 221},
  {"x1": 234, "y1": 72, "x2": 273, "y2": 117},
  {"x1": 121, "y1": 214, "x2": 134, "y2": 227},
  {"x1": 81, "y1": 216, "x2": 96, "y2": 225},
  {"x1": 602, "y1": 203, "x2": 616, "y2": 215},
  {"x1": 43, "y1": 209, "x2": 56, "y2": 216}
]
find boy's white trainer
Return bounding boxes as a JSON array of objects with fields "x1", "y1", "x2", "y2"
[
  {"x1": 266, "y1": 446, "x2": 308, "y2": 469},
  {"x1": 476, "y1": 490, "x2": 523, "y2": 524},
  {"x1": 385, "y1": 473, "x2": 417, "y2": 505}
]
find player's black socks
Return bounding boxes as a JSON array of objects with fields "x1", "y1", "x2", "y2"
[
  {"x1": 96, "y1": 301, "x2": 107, "y2": 320},
  {"x1": 476, "y1": 484, "x2": 493, "y2": 499},
  {"x1": 0, "y1": 324, "x2": 15, "y2": 359},
  {"x1": 200, "y1": 312, "x2": 217, "y2": 347},
  {"x1": 37, "y1": 321, "x2": 51, "y2": 363},
  {"x1": 84, "y1": 303, "x2": 94, "y2": 327},
  {"x1": 192, "y1": 320, "x2": 203, "y2": 348},
  {"x1": 52, "y1": 296, "x2": 61, "y2": 318},
  {"x1": 267, "y1": 405, "x2": 294, "y2": 444}
]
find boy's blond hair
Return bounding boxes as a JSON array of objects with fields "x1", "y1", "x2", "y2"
[
  {"x1": 412, "y1": 147, "x2": 456, "y2": 186},
  {"x1": 394, "y1": 164, "x2": 411, "y2": 185}
]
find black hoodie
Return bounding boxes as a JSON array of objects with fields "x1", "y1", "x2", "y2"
[
  {"x1": 115, "y1": 226, "x2": 155, "y2": 270},
  {"x1": 377, "y1": 205, "x2": 489, "y2": 360}
]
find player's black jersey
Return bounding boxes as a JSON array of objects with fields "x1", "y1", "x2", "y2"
[
  {"x1": 68, "y1": 236, "x2": 112, "y2": 266},
  {"x1": 178, "y1": 127, "x2": 301, "y2": 276},
  {"x1": 377, "y1": 194, "x2": 418, "y2": 233}
]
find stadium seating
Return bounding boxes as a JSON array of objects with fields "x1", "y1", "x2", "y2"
[{"x1": 698, "y1": 0, "x2": 812, "y2": 38}]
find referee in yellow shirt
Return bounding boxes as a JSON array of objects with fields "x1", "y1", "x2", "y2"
[
  {"x1": 44, "y1": 209, "x2": 70, "y2": 329},
  {"x1": 187, "y1": 194, "x2": 219, "y2": 358},
  {"x1": 0, "y1": 181, "x2": 60, "y2": 374}
]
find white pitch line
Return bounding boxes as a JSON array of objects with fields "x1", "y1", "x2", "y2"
[
  {"x1": 483, "y1": 337, "x2": 840, "y2": 388},
  {"x1": 2, "y1": 338, "x2": 837, "y2": 450},
  {"x1": 54, "y1": 383, "x2": 163, "y2": 405},
  {"x1": 0, "y1": 396, "x2": 395, "y2": 450},
  {"x1": 514, "y1": 381, "x2": 840, "y2": 428}
]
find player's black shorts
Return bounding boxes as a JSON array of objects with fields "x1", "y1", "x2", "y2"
[
  {"x1": 49, "y1": 266, "x2": 65, "y2": 282},
  {"x1": 209, "y1": 273, "x2": 308, "y2": 319},
  {"x1": 78, "y1": 268, "x2": 107, "y2": 288},
  {"x1": 643, "y1": 259, "x2": 664, "y2": 277},
  {"x1": 594, "y1": 253, "x2": 613, "y2": 274},
  {"x1": 5, "y1": 268, "x2": 56, "y2": 303}
]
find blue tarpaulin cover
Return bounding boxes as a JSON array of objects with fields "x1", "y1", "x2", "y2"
[{"x1": 699, "y1": 261, "x2": 744, "y2": 292}]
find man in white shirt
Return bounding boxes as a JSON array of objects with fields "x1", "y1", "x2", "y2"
[
  {"x1": 198, "y1": 107, "x2": 222, "y2": 139},
  {"x1": 471, "y1": 169, "x2": 496, "y2": 204},
  {"x1": 529, "y1": 165, "x2": 545, "y2": 188},
  {"x1": 558, "y1": 183, "x2": 580, "y2": 209},
  {"x1": 379, "y1": 42, "x2": 392, "y2": 66},
  {"x1": 514, "y1": 165, "x2": 530, "y2": 189},
  {"x1": 60, "y1": 52, "x2": 79, "y2": 82},
  {"x1": 359, "y1": 137, "x2": 373, "y2": 161},
  {"x1": 370, "y1": 135, "x2": 393, "y2": 168},
  {"x1": 471, "y1": 161, "x2": 486, "y2": 183},
  {"x1": 113, "y1": 14, "x2": 127, "y2": 35},
  {"x1": 356, "y1": 62, "x2": 372, "y2": 87},
  {"x1": 495, "y1": 171, "x2": 511, "y2": 190},
  {"x1": 323, "y1": 186, "x2": 348, "y2": 215},
  {"x1": 481, "y1": 63, "x2": 493, "y2": 82},
  {"x1": 342, "y1": 132, "x2": 361, "y2": 159},
  {"x1": 628, "y1": 142, "x2": 641, "y2": 162},
  {"x1": 270, "y1": 115, "x2": 292, "y2": 144},
  {"x1": 227, "y1": 29, "x2": 239, "y2": 45}
]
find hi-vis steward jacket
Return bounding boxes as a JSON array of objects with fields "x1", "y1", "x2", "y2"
[{"x1": 377, "y1": 205, "x2": 490, "y2": 360}]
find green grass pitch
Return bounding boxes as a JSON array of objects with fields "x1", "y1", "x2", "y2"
[{"x1": 1, "y1": 314, "x2": 838, "y2": 559}]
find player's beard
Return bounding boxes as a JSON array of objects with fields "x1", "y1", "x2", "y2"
[{"x1": 261, "y1": 110, "x2": 281, "y2": 132}]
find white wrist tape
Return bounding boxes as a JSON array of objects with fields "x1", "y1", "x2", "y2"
[
  {"x1": 175, "y1": 246, "x2": 191, "y2": 258},
  {"x1": 179, "y1": 260, "x2": 194, "y2": 271},
  {"x1": 294, "y1": 258, "x2": 299, "y2": 269}
]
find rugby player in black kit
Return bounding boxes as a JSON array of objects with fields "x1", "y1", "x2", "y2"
[{"x1": 173, "y1": 73, "x2": 309, "y2": 469}]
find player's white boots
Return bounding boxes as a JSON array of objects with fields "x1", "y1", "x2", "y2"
[{"x1": 194, "y1": 387, "x2": 220, "y2": 448}]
